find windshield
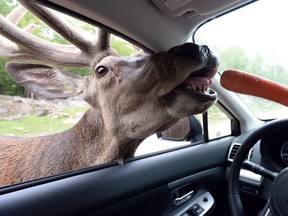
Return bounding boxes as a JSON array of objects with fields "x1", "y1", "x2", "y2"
[{"x1": 195, "y1": 0, "x2": 288, "y2": 120}]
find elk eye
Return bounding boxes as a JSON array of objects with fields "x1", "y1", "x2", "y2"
[{"x1": 95, "y1": 66, "x2": 109, "y2": 78}]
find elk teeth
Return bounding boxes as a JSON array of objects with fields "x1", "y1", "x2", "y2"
[{"x1": 185, "y1": 84, "x2": 209, "y2": 94}]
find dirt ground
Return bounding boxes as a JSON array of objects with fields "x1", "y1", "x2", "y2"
[{"x1": 0, "y1": 95, "x2": 88, "y2": 120}]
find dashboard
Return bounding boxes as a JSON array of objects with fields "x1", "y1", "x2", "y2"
[
  {"x1": 226, "y1": 119, "x2": 288, "y2": 215},
  {"x1": 226, "y1": 128, "x2": 288, "y2": 201},
  {"x1": 260, "y1": 127, "x2": 288, "y2": 171}
]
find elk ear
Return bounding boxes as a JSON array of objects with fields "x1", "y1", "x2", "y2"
[{"x1": 6, "y1": 62, "x2": 84, "y2": 99}]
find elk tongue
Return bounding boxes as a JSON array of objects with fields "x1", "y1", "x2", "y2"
[{"x1": 183, "y1": 77, "x2": 214, "y2": 86}]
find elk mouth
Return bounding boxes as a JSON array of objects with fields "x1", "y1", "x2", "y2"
[{"x1": 175, "y1": 67, "x2": 218, "y2": 101}]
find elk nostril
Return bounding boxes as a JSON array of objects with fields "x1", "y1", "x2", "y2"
[{"x1": 199, "y1": 45, "x2": 212, "y2": 57}]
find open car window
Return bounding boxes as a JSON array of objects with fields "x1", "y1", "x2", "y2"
[{"x1": 194, "y1": 0, "x2": 288, "y2": 120}]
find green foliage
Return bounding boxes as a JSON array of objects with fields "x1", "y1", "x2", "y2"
[
  {"x1": 112, "y1": 37, "x2": 137, "y2": 57},
  {"x1": 0, "y1": 0, "x2": 18, "y2": 16},
  {"x1": 19, "y1": 13, "x2": 70, "y2": 45},
  {"x1": 218, "y1": 47, "x2": 249, "y2": 72},
  {"x1": 59, "y1": 67, "x2": 91, "y2": 76},
  {"x1": 217, "y1": 46, "x2": 288, "y2": 86},
  {"x1": 0, "y1": 57, "x2": 24, "y2": 96},
  {"x1": 0, "y1": 0, "x2": 69, "y2": 44}
]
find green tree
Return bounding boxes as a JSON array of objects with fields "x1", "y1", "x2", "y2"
[
  {"x1": 218, "y1": 47, "x2": 250, "y2": 72},
  {"x1": 0, "y1": 0, "x2": 18, "y2": 16},
  {"x1": 0, "y1": 57, "x2": 24, "y2": 95}
]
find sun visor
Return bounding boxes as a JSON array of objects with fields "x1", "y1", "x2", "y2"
[{"x1": 151, "y1": 0, "x2": 243, "y2": 17}]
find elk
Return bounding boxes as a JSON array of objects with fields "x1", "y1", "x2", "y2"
[{"x1": 0, "y1": 1, "x2": 219, "y2": 186}]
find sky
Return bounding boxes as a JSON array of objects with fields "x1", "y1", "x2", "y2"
[{"x1": 195, "y1": 0, "x2": 288, "y2": 69}]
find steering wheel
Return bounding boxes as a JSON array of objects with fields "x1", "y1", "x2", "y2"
[{"x1": 228, "y1": 118, "x2": 288, "y2": 216}]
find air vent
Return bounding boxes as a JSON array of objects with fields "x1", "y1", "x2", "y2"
[{"x1": 228, "y1": 143, "x2": 252, "y2": 162}]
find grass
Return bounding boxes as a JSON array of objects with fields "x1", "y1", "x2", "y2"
[{"x1": 0, "y1": 106, "x2": 88, "y2": 137}]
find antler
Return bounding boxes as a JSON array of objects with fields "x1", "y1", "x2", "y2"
[{"x1": 0, "y1": 0, "x2": 111, "y2": 68}]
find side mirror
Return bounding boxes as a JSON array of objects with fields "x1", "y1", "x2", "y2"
[{"x1": 157, "y1": 116, "x2": 203, "y2": 142}]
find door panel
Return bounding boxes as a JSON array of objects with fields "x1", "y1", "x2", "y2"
[{"x1": 0, "y1": 136, "x2": 234, "y2": 216}]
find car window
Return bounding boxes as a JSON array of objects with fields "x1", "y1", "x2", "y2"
[{"x1": 194, "y1": 0, "x2": 288, "y2": 120}]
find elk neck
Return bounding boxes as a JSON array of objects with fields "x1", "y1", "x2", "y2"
[{"x1": 60, "y1": 107, "x2": 141, "y2": 166}]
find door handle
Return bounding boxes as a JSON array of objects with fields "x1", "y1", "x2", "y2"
[{"x1": 174, "y1": 190, "x2": 194, "y2": 205}]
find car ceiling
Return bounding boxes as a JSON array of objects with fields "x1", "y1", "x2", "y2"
[{"x1": 38, "y1": 0, "x2": 255, "y2": 53}]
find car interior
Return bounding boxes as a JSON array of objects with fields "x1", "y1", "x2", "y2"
[{"x1": 1, "y1": 0, "x2": 288, "y2": 216}]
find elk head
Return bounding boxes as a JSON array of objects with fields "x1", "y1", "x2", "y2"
[{"x1": 6, "y1": 44, "x2": 218, "y2": 141}]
